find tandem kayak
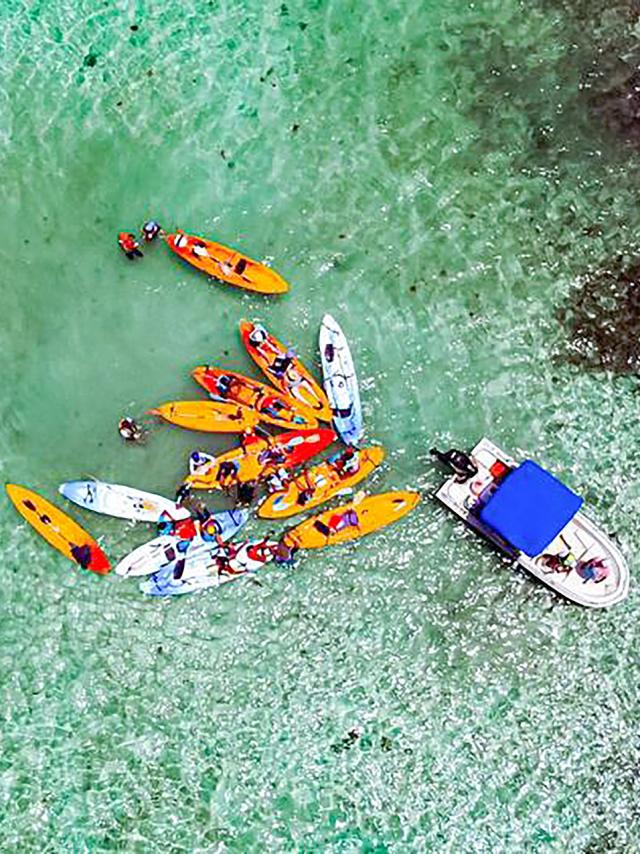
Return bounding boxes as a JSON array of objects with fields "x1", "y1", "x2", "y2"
[
  {"x1": 258, "y1": 446, "x2": 385, "y2": 519},
  {"x1": 431, "y1": 437, "x2": 630, "y2": 608},
  {"x1": 282, "y1": 490, "x2": 419, "y2": 549},
  {"x1": 239, "y1": 320, "x2": 332, "y2": 421},
  {"x1": 185, "y1": 428, "x2": 337, "y2": 491},
  {"x1": 191, "y1": 366, "x2": 319, "y2": 430},
  {"x1": 166, "y1": 230, "x2": 289, "y2": 294}
]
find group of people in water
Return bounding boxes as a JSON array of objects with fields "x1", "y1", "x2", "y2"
[{"x1": 118, "y1": 220, "x2": 162, "y2": 260}]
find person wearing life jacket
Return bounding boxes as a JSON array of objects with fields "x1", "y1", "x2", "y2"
[
  {"x1": 118, "y1": 232, "x2": 143, "y2": 260},
  {"x1": 141, "y1": 220, "x2": 162, "y2": 241}
]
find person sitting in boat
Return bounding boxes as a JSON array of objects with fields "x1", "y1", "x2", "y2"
[
  {"x1": 248, "y1": 324, "x2": 269, "y2": 348},
  {"x1": 141, "y1": 220, "x2": 162, "y2": 241},
  {"x1": 217, "y1": 460, "x2": 240, "y2": 488},
  {"x1": 259, "y1": 446, "x2": 287, "y2": 467},
  {"x1": 314, "y1": 508, "x2": 360, "y2": 537},
  {"x1": 296, "y1": 469, "x2": 316, "y2": 506},
  {"x1": 332, "y1": 404, "x2": 354, "y2": 419},
  {"x1": 261, "y1": 394, "x2": 285, "y2": 419},
  {"x1": 174, "y1": 232, "x2": 188, "y2": 249},
  {"x1": 332, "y1": 447, "x2": 359, "y2": 478},
  {"x1": 191, "y1": 239, "x2": 210, "y2": 259},
  {"x1": 240, "y1": 425, "x2": 269, "y2": 451},
  {"x1": 189, "y1": 450, "x2": 215, "y2": 474},
  {"x1": 118, "y1": 232, "x2": 143, "y2": 260},
  {"x1": 575, "y1": 557, "x2": 610, "y2": 584},
  {"x1": 118, "y1": 417, "x2": 143, "y2": 442},
  {"x1": 215, "y1": 374, "x2": 234, "y2": 398},
  {"x1": 218, "y1": 257, "x2": 248, "y2": 279},
  {"x1": 270, "y1": 349, "x2": 296, "y2": 380},
  {"x1": 267, "y1": 467, "x2": 290, "y2": 492},
  {"x1": 274, "y1": 539, "x2": 297, "y2": 566},
  {"x1": 70, "y1": 543, "x2": 93, "y2": 569}
]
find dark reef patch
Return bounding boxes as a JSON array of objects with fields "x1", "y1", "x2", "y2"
[
  {"x1": 589, "y1": 68, "x2": 640, "y2": 147},
  {"x1": 557, "y1": 261, "x2": 640, "y2": 374}
]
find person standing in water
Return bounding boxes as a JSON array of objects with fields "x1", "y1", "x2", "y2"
[
  {"x1": 118, "y1": 417, "x2": 143, "y2": 442},
  {"x1": 118, "y1": 232, "x2": 143, "y2": 260},
  {"x1": 141, "y1": 220, "x2": 163, "y2": 242}
]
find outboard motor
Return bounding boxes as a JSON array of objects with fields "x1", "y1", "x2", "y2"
[{"x1": 430, "y1": 447, "x2": 478, "y2": 482}]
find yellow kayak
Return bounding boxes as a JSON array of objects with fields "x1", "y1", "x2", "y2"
[
  {"x1": 166, "y1": 231, "x2": 289, "y2": 294},
  {"x1": 282, "y1": 490, "x2": 420, "y2": 549},
  {"x1": 258, "y1": 446, "x2": 385, "y2": 519},
  {"x1": 240, "y1": 320, "x2": 332, "y2": 421},
  {"x1": 191, "y1": 366, "x2": 319, "y2": 430},
  {"x1": 6, "y1": 484, "x2": 111, "y2": 574},
  {"x1": 185, "y1": 428, "x2": 337, "y2": 491},
  {"x1": 149, "y1": 400, "x2": 260, "y2": 433}
]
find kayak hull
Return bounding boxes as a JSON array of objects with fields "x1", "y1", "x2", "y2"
[
  {"x1": 258, "y1": 446, "x2": 385, "y2": 519},
  {"x1": 283, "y1": 490, "x2": 420, "y2": 549},
  {"x1": 186, "y1": 428, "x2": 336, "y2": 491},
  {"x1": 191, "y1": 366, "x2": 319, "y2": 430},
  {"x1": 6, "y1": 484, "x2": 111, "y2": 574},
  {"x1": 239, "y1": 320, "x2": 332, "y2": 421},
  {"x1": 166, "y1": 231, "x2": 288, "y2": 294},
  {"x1": 150, "y1": 400, "x2": 260, "y2": 433},
  {"x1": 115, "y1": 509, "x2": 249, "y2": 577},
  {"x1": 319, "y1": 314, "x2": 363, "y2": 446},
  {"x1": 140, "y1": 539, "x2": 278, "y2": 596},
  {"x1": 59, "y1": 480, "x2": 191, "y2": 523}
]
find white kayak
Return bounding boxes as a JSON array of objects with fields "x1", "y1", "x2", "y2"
[
  {"x1": 115, "y1": 509, "x2": 249, "y2": 577},
  {"x1": 432, "y1": 437, "x2": 630, "y2": 609},
  {"x1": 319, "y1": 314, "x2": 363, "y2": 446},
  {"x1": 140, "y1": 538, "x2": 279, "y2": 597},
  {"x1": 59, "y1": 479, "x2": 191, "y2": 523}
]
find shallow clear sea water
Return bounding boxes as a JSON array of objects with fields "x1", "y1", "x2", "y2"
[{"x1": 2, "y1": 0, "x2": 640, "y2": 850}]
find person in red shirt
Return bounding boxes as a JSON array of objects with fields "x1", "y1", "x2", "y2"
[{"x1": 118, "y1": 232, "x2": 143, "y2": 260}]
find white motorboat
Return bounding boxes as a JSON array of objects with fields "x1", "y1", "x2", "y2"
[{"x1": 432, "y1": 438, "x2": 629, "y2": 608}]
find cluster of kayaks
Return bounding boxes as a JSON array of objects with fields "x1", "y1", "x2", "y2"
[
  {"x1": 6, "y1": 313, "x2": 419, "y2": 597},
  {"x1": 8, "y1": 223, "x2": 630, "y2": 609}
]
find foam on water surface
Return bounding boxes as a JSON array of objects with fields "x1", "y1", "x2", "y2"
[{"x1": 2, "y1": 0, "x2": 640, "y2": 849}]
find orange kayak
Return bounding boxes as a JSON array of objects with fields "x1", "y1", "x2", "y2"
[
  {"x1": 149, "y1": 400, "x2": 260, "y2": 433},
  {"x1": 6, "y1": 484, "x2": 111, "y2": 574},
  {"x1": 191, "y1": 366, "x2": 319, "y2": 430},
  {"x1": 282, "y1": 490, "x2": 420, "y2": 549},
  {"x1": 258, "y1": 446, "x2": 385, "y2": 519},
  {"x1": 239, "y1": 320, "x2": 332, "y2": 421},
  {"x1": 185, "y1": 428, "x2": 336, "y2": 490},
  {"x1": 166, "y1": 231, "x2": 289, "y2": 294}
]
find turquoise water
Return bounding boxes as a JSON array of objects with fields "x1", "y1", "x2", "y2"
[{"x1": 2, "y1": 0, "x2": 640, "y2": 849}]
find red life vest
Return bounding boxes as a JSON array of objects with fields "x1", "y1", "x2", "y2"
[{"x1": 118, "y1": 232, "x2": 138, "y2": 252}]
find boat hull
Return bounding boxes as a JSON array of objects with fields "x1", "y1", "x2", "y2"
[{"x1": 434, "y1": 438, "x2": 629, "y2": 608}]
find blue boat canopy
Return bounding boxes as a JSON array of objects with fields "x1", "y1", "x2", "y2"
[{"x1": 478, "y1": 460, "x2": 583, "y2": 557}]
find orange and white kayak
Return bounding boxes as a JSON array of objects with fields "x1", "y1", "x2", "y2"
[
  {"x1": 166, "y1": 230, "x2": 289, "y2": 294},
  {"x1": 191, "y1": 366, "x2": 318, "y2": 430},
  {"x1": 239, "y1": 320, "x2": 332, "y2": 421},
  {"x1": 185, "y1": 428, "x2": 336, "y2": 491},
  {"x1": 149, "y1": 400, "x2": 260, "y2": 433},
  {"x1": 6, "y1": 484, "x2": 111, "y2": 574},
  {"x1": 282, "y1": 490, "x2": 420, "y2": 549},
  {"x1": 258, "y1": 446, "x2": 385, "y2": 519}
]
